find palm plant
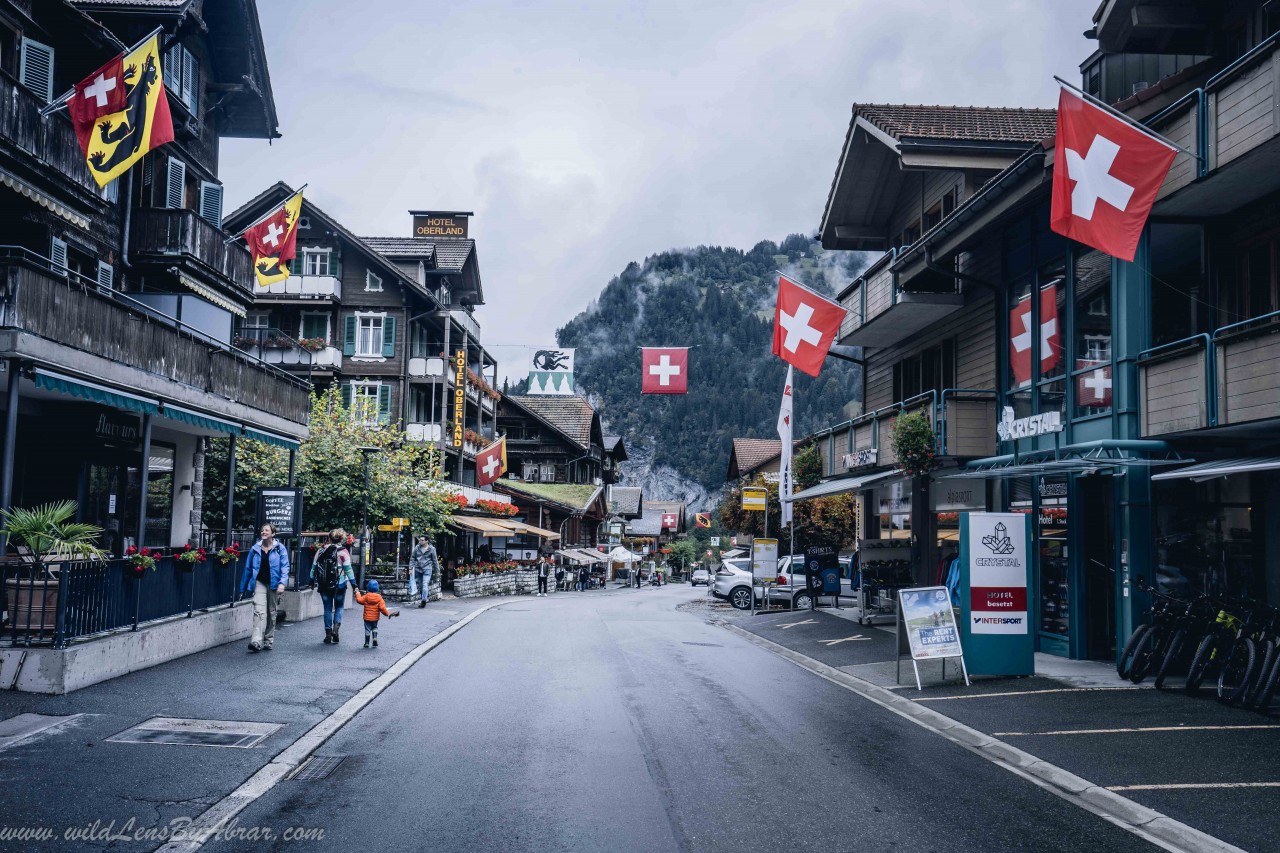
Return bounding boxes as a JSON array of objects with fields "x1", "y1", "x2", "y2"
[{"x1": 0, "y1": 500, "x2": 107, "y2": 565}]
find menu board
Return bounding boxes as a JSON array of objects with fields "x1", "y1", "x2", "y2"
[{"x1": 257, "y1": 488, "x2": 302, "y2": 537}]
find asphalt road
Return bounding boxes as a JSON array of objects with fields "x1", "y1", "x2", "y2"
[{"x1": 205, "y1": 586, "x2": 1152, "y2": 853}]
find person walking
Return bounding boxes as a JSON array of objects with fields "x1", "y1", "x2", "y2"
[
  {"x1": 410, "y1": 535, "x2": 440, "y2": 609},
  {"x1": 310, "y1": 528, "x2": 355, "y2": 645},
  {"x1": 353, "y1": 579, "x2": 399, "y2": 648},
  {"x1": 241, "y1": 523, "x2": 290, "y2": 653},
  {"x1": 578, "y1": 564, "x2": 589, "y2": 592},
  {"x1": 536, "y1": 554, "x2": 551, "y2": 596}
]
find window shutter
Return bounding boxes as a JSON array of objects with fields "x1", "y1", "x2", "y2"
[
  {"x1": 164, "y1": 46, "x2": 179, "y2": 95},
  {"x1": 96, "y1": 260, "x2": 114, "y2": 292},
  {"x1": 330, "y1": 252, "x2": 341, "y2": 278},
  {"x1": 340, "y1": 383, "x2": 353, "y2": 409},
  {"x1": 49, "y1": 236, "x2": 68, "y2": 275},
  {"x1": 198, "y1": 181, "x2": 223, "y2": 226},
  {"x1": 381, "y1": 316, "x2": 396, "y2": 357},
  {"x1": 377, "y1": 385, "x2": 392, "y2": 425},
  {"x1": 165, "y1": 158, "x2": 186, "y2": 209},
  {"x1": 142, "y1": 154, "x2": 154, "y2": 188},
  {"x1": 343, "y1": 315, "x2": 356, "y2": 356},
  {"x1": 181, "y1": 47, "x2": 198, "y2": 114},
  {"x1": 19, "y1": 38, "x2": 54, "y2": 103}
]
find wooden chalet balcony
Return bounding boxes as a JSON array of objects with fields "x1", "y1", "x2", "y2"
[
  {"x1": 837, "y1": 260, "x2": 963, "y2": 348},
  {"x1": 130, "y1": 208, "x2": 254, "y2": 296},
  {"x1": 0, "y1": 248, "x2": 310, "y2": 425},
  {"x1": 0, "y1": 71, "x2": 111, "y2": 202},
  {"x1": 1139, "y1": 313, "x2": 1280, "y2": 436},
  {"x1": 405, "y1": 422, "x2": 445, "y2": 442},
  {"x1": 256, "y1": 274, "x2": 341, "y2": 299},
  {"x1": 819, "y1": 390, "x2": 997, "y2": 476},
  {"x1": 408, "y1": 356, "x2": 446, "y2": 381},
  {"x1": 1147, "y1": 34, "x2": 1280, "y2": 216}
]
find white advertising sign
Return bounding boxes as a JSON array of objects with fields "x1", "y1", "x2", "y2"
[
  {"x1": 968, "y1": 512, "x2": 1030, "y2": 635},
  {"x1": 710, "y1": 536, "x2": 720, "y2": 547},
  {"x1": 899, "y1": 586, "x2": 964, "y2": 660},
  {"x1": 751, "y1": 538, "x2": 778, "y2": 583}
]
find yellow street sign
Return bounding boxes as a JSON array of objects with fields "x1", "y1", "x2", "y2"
[{"x1": 742, "y1": 487, "x2": 767, "y2": 512}]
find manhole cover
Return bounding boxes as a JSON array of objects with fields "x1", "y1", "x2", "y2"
[
  {"x1": 682, "y1": 642, "x2": 723, "y2": 648},
  {"x1": 107, "y1": 718, "x2": 281, "y2": 749},
  {"x1": 291, "y1": 755, "x2": 346, "y2": 781}
]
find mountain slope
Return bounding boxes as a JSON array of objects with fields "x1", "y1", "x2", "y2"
[{"x1": 558, "y1": 234, "x2": 867, "y2": 501}]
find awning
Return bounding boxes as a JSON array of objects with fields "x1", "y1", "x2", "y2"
[
  {"x1": 0, "y1": 167, "x2": 90, "y2": 229},
  {"x1": 788, "y1": 468, "x2": 902, "y2": 501},
  {"x1": 243, "y1": 427, "x2": 301, "y2": 450},
  {"x1": 720, "y1": 549, "x2": 746, "y2": 558},
  {"x1": 177, "y1": 273, "x2": 247, "y2": 318},
  {"x1": 555, "y1": 549, "x2": 589, "y2": 563},
  {"x1": 493, "y1": 519, "x2": 561, "y2": 540},
  {"x1": 448, "y1": 516, "x2": 513, "y2": 537},
  {"x1": 571, "y1": 548, "x2": 606, "y2": 563},
  {"x1": 160, "y1": 404, "x2": 241, "y2": 435},
  {"x1": 33, "y1": 368, "x2": 159, "y2": 414},
  {"x1": 1152, "y1": 455, "x2": 1280, "y2": 482},
  {"x1": 951, "y1": 440, "x2": 1191, "y2": 481}
]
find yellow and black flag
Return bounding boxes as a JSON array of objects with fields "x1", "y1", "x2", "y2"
[
  {"x1": 695, "y1": 512, "x2": 711, "y2": 529},
  {"x1": 244, "y1": 192, "x2": 303, "y2": 288}
]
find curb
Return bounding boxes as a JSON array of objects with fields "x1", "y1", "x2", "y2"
[
  {"x1": 716, "y1": 619, "x2": 1247, "y2": 853},
  {"x1": 155, "y1": 600, "x2": 508, "y2": 853}
]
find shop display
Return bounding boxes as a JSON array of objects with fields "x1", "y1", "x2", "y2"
[{"x1": 852, "y1": 538, "x2": 913, "y2": 625}]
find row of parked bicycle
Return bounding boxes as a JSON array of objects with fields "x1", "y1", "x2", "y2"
[{"x1": 1118, "y1": 578, "x2": 1280, "y2": 711}]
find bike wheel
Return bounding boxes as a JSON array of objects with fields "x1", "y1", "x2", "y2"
[
  {"x1": 1118, "y1": 624, "x2": 1150, "y2": 680},
  {"x1": 1129, "y1": 625, "x2": 1165, "y2": 684},
  {"x1": 1253, "y1": 649, "x2": 1280, "y2": 712},
  {"x1": 1216, "y1": 637, "x2": 1257, "y2": 706},
  {"x1": 1153, "y1": 628, "x2": 1186, "y2": 691},
  {"x1": 1244, "y1": 640, "x2": 1278, "y2": 709},
  {"x1": 1185, "y1": 634, "x2": 1218, "y2": 696}
]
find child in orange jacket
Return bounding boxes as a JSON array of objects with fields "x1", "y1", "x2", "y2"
[{"x1": 353, "y1": 579, "x2": 399, "y2": 648}]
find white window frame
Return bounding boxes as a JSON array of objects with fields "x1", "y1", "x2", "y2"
[
  {"x1": 1082, "y1": 334, "x2": 1111, "y2": 362},
  {"x1": 365, "y1": 270, "x2": 383, "y2": 292},
  {"x1": 244, "y1": 311, "x2": 270, "y2": 332},
  {"x1": 303, "y1": 247, "x2": 331, "y2": 277},
  {"x1": 351, "y1": 380, "x2": 381, "y2": 425},
  {"x1": 354, "y1": 312, "x2": 385, "y2": 358},
  {"x1": 299, "y1": 311, "x2": 331, "y2": 344}
]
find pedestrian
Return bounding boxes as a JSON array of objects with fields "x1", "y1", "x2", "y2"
[
  {"x1": 309, "y1": 528, "x2": 355, "y2": 645},
  {"x1": 410, "y1": 534, "x2": 440, "y2": 609},
  {"x1": 578, "y1": 564, "x2": 589, "y2": 592},
  {"x1": 634, "y1": 565, "x2": 642, "y2": 589},
  {"x1": 536, "y1": 554, "x2": 551, "y2": 596},
  {"x1": 353, "y1": 579, "x2": 399, "y2": 648},
  {"x1": 554, "y1": 561, "x2": 565, "y2": 592},
  {"x1": 241, "y1": 523, "x2": 290, "y2": 653}
]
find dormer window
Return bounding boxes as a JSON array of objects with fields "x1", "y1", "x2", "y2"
[{"x1": 366, "y1": 270, "x2": 383, "y2": 292}]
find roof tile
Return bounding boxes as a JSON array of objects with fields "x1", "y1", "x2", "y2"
[
  {"x1": 507, "y1": 395, "x2": 596, "y2": 448},
  {"x1": 855, "y1": 104, "x2": 1056, "y2": 143}
]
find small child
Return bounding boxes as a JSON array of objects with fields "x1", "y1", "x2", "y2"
[{"x1": 353, "y1": 579, "x2": 399, "y2": 648}]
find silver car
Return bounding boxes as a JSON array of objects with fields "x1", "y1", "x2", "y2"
[
  {"x1": 690, "y1": 567, "x2": 712, "y2": 586},
  {"x1": 710, "y1": 558, "x2": 760, "y2": 610}
]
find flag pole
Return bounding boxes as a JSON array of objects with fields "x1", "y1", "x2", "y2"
[
  {"x1": 1052, "y1": 75, "x2": 1197, "y2": 159},
  {"x1": 223, "y1": 186, "x2": 307, "y2": 245},
  {"x1": 40, "y1": 26, "x2": 165, "y2": 118}
]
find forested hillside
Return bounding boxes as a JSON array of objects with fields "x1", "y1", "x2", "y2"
[{"x1": 558, "y1": 234, "x2": 868, "y2": 498}]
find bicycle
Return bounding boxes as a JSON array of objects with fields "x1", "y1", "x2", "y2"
[{"x1": 1185, "y1": 600, "x2": 1249, "y2": 697}]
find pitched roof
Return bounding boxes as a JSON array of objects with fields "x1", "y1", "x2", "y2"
[
  {"x1": 506, "y1": 395, "x2": 597, "y2": 449},
  {"x1": 494, "y1": 480, "x2": 603, "y2": 512},
  {"x1": 730, "y1": 439, "x2": 782, "y2": 475},
  {"x1": 603, "y1": 435, "x2": 628, "y2": 460},
  {"x1": 609, "y1": 486, "x2": 643, "y2": 517},
  {"x1": 362, "y1": 237, "x2": 475, "y2": 273},
  {"x1": 854, "y1": 104, "x2": 1057, "y2": 143},
  {"x1": 627, "y1": 508, "x2": 666, "y2": 537}
]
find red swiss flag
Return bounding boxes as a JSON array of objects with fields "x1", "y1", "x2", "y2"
[
  {"x1": 772, "y1": 276, "x2": 846, "y2": 377},
  {"x1": 244, "y1": 208, "x2": 297, "y2": 265},
  {"x1": 476, "y1": 437, "x2": 507, "y2": 487},
  {"x1": 641, "y1": 347, "x2": 688, "y2": 394},
  {"x1": 68, "y1": 54, "x2": 128, "y2": 154},
  {"x1": 1051, "y1": 87, "x2": 1177, "y2": 262},
  {"x1": 1009, "y1": 286, "x2": 1061, "y2": 385},
  {"x1": 661, "y1": 512, "x2": 678, "y2": 530},
  {"x1": 1075, "y1": 360, "x2": 1113, "y2": 407}
]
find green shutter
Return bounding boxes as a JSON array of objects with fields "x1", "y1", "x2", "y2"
[
  {"x1": 382, "y1": 316, "x2": 396, "y2": 357},
  {"x1": 340, "y1": 383, "x2": 352, "y2": 409},
  {"x1": 343, "y1": 315, "x2": 356, "y2": 356},
  {"x1": 378, "y1": 385, "x2": 392, "y2": 425}
]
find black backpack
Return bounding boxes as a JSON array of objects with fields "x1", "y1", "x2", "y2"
[{"x1": 316, "y1": 544, "x2": 342, "y2": 592}]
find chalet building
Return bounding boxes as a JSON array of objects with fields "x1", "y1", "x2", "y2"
[
  {"x1": 608, "y1": 485, "x2": 644, "y2": 521},
  {"x1": 0, "y1": 0, "x2": 308, "y2": 554},
  {"x1": 224, "y1": 188, "x2": 500, "y2": 487},
  {"x1": 809, "y1": 0, "x2": 1280, "y2": 662},
  {"x1": 626, "y1": 499, "x2": 686, "y2": 552},
  {"x1": 725, "y1": 437, "x2": 803, "y2": 483}
]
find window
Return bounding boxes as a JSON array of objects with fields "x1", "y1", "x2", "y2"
[
  {"x1": 1150, "y1": 224, "x2": 1206, "y2": 346},
  {"x1": 357, "y1": 315, "x2": 383, "y2": 357},
  {"x1": 49, "y1": 236, "x2": 68, "y2": 276},
  {"x1": 366, "y1": 270, "x2": 383, "y2": 292},
  {"x1": 922, "y1": 189, "x2": 957, "y2": 233},
  {"x1": 1072, "y1": 248, "x2": 1112, "y2": 418},
  {"x1": 165, "y1": 158, "x2": 186, "y2": 209},
  {"x1": 350, "y1": 382, "x2": 381, "y2": 425},
  {"x1": 96, "y1": 260, "x2": 114, "y2": 293},
  {"x1": 300, "y1": 313, "x2": 329, "y2": 343},
  {"x1": 540, "y1": 462, "x2": 557, "y2": 482},
  {"x1": 303, "y1": 249, "x2": 331, "y2": 277},
  {"x1": 893, "y1": 340, "x2": 956, "y2": 402},
  {"x1": 298, "y1": 217, "x2": 311, "y2": 230},
  {"x1": 164, "y1": 44, "x2": 199, "y2": 115},
  {"x1": 19, "y1": 37, "x2": 54, "y2": 103},
  {"x1": 198, "y1": 182, "x2": 223, "y2": 227}
]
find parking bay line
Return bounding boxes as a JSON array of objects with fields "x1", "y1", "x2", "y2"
[
  {"x1": 998, "y1": 725, "x2": 1280, "y2": 737},
  {"x1": 915, "y1": 687, "x2": 1143, "y2": 701}
]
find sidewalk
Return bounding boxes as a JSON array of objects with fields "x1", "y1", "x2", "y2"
[
  {"x1": 0, "y1": 596, "x2": 496, "y2": 849},
  {"x1": 722, "y1": 606, "x2": 1280, "y2": 853}
]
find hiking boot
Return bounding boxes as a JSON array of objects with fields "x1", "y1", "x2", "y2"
[
  {"x1": 372, "y1": 639, "x2": 378, "y2": 648},
  {"x1": 247, "y1": 643, "x2": 261, "y2": 653},
  {"x1": 419, "y1": 601, "x2": 426, "y2": 609},
  {"x1": 323, "y1": 630, "x2": 333, "y2": 644},
  {"x1": 363, "y1": 638, "x2": 370, "y2": 648},
  {"x1": 332, "y1": 626, "x2": 340, "y2": 644}
]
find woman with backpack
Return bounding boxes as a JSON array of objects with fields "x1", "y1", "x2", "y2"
[{"x1": 310, "y1": 528, "x2": 355, "y2": 645}]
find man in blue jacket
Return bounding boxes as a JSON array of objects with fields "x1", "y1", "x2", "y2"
[{"x1": 241, "y1": 523, "x2": 291, "y2": 652}]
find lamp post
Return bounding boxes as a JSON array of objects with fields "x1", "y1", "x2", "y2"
[{"x1": 357, "y1": 445, "x2": 380, "y2": 586}]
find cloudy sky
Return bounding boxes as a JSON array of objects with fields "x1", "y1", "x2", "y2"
[{"x1": 221, "y1": 0, "x2": 1097, "y2": 382}]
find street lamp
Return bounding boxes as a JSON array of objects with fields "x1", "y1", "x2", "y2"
[{"x1": 357, "y1": 445, "x2": 381, "y2": 586}]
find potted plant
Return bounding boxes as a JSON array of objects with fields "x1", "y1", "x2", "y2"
[
  {"x1": 297, "y1": 337, "x2": 328, "y2": 353},
  {"x1": 175, "y1": 544, "x2": 208, "y2": 571},
  {"x1": 890, "y1": 411, "x2": 938, "y2": 478},
  {"x1": 214, "y1": 542, "x2": 242, "y2": 566},
  {"x1": 125, "y1": 546, "x2": 159, "y2": 577},
  {"x1": 1, "y1": 500, "x2": 105, "y2": 636}
]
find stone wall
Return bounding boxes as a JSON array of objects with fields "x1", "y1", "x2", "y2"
[{"x1": 453, "y1": 569, "x2": 550, "y2": 598}]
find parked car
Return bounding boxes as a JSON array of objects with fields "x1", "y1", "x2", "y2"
[
  {"x1": 711, "y1": 558, "x2": 759, "y2": 610},
  {"x1": 691, "y1": 567, "x2": 711, "y2": 586},
  {"x1": 770, "y1": 555, "x2": 853, "y2": 610}
]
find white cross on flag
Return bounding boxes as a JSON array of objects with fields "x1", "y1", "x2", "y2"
[
  {"x1": 1075, "y1": 360, "x2": 1113, "y2": 408},
  {"x1": 1050, "y1": 86, "x2": 1177, "y2": 262},
  {"x1": 641, "y1": 347, "x2": 689, "y2": 394},
  {"x1": 661, "y1": 512, "x2": 678, "y2": 531},
  {"x1": 476, "y1": 436, "x2": 507, "y2": 487},
  {"x1": 772, "y1": 275, "x2": 846, "y2": 377}
]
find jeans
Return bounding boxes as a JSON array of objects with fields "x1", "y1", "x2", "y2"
[
  {"x1": 416, "y1": 569, "x2": 433, "y2": 603},
  {"x1": 364, "y1": 619, "x2": 379, "y2": 642},
  {"x1": 320, "y1": 587, "x2": 345, "y2": 629},
  {"x1": 250, "y1": 581, "x2": 278, "y2": 648},
  {"x1": 537, "y1": 576, "x2": 548, "y2": 594}
]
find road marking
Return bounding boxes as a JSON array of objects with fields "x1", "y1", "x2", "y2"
[
  {"x1": 998, "y1": 725, "x2": 1280, "y2": 737},
  {"x1": 154, "y1": 602, "x2": 505, "y2": 853},
  {"x1": 0, "y1": 713, "x2": 85, "y2": 753},
  {"x1": 1108, "y1": 782, "x2": 1280, "y2": 792},
  {"x1": 817, "y1": 635, "x2": 869, "y2": 646},
  {"x1": 915, "y1": 687, "x2": 1142, "y2": 701},
  {"x1": 777, "y1": 619, "x2": 818, "y2": 629},
  {"x1": 717, "y1": 620, "x2": 1246, "y2": 853}
]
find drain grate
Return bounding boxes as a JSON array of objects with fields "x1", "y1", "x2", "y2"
[
  {"x1": 107, "y1": 717, "x2": 282, "y2": 749},
  {"x1": 682, "y1": 641, "x2": 723, "y2": 647},
  {"x1": 291, "y1": 755, "x2": 346, "y2": 781}
]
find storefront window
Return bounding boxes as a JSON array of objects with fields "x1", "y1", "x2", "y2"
[
  {"x1": 1039, "y1": 261, "x2": 1067, "y2": 381},
  {"x1": 1072, "y1": 248, "x2": 1112, "y2": 418},
  {"x1": 876, "y1": 480, "x2": 911, "y2": 540},
  {"x1": 1008, "y1": 277, "x2": 1034, "y2": 390},
  {"x1": 1038, "y1": 476, "x2": 1069, "y2": 638},
  {"x1": 1149, "y1": 224, "x2": 1206, "y2": 346},
  {"x1": 1154, "y1": 475, "x2": 1257, "y2": 599}
]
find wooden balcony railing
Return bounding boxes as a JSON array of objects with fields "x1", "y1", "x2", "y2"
[
  {"x1": 130, "y1": 208, "x2": 253, "y2": 294},
  {"x1": 0, "y1": 71, "x2": 110, "y2": 200}
]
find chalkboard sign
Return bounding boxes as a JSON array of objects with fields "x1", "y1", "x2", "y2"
[{"x1": 256, "y1": 488, "x2": 302, "y2": 537}]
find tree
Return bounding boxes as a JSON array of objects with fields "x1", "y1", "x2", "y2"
[{"x1": 716, "y1": 475, "x2": 858, "y2": 557}]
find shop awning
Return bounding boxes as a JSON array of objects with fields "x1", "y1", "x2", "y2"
[
  {"x1": 33, "y1": 368, "x2": 159, "y2": 414},
  {"x1": 788, "y1": 469, "x2": 902, "y2": 501},
  {"x1": 721, "y1": 549, "x2": 746, "y2": 558},
  {"x1": 1151, "y1": 455, "x2": 1280, "y2": 482},
  {"x1": 554, "y1": 549, "x2": 589, "y2": 563},
  {"x1": 160, "y1": 404, "x2": 241, "y2": 435},
  {"x1": 243, "y1": 427, "x2": 301, "y2": 450},
  {"x1": 949, "y1": 440, "x2": 1191, "y2": 480},
  {"x1": 448, "y1": 516, "x2": 513, "y2": 536},
  {"x1": 177, "y1": 273, "x2": 247, "y2": 318},
  {"x1": 493, "y1": 519, "x2": 561, "y2": 540},
  {"x1": 574, "y1": 548, "x2": 608, "y2": 563},
  {"x1": 0, "y1": 167, "x2": 90, "y2": 229}
]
